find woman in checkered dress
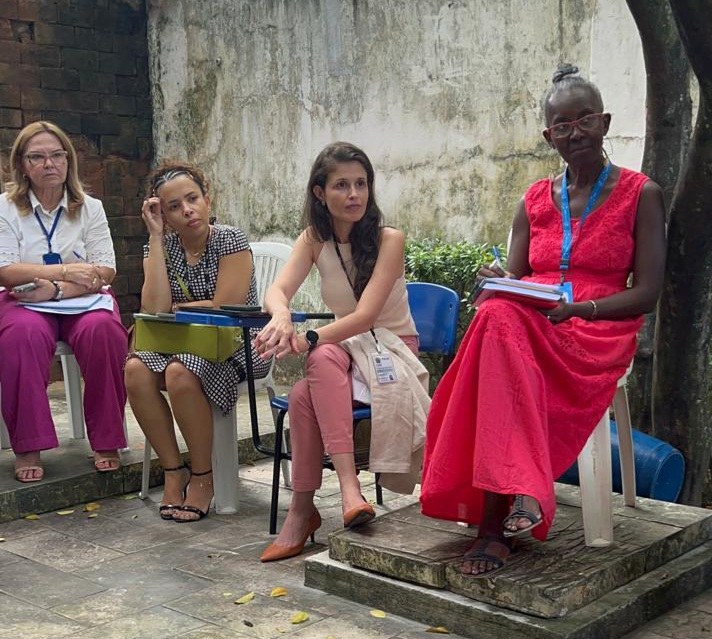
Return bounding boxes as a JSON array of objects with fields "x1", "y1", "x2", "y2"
[{"x1": 125, "y1": 161, "x2": 268, "y2": 522}]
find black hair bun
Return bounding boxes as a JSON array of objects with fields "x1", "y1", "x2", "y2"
[{"x1": 552, "y1": 64, "x2": 579, "y2": 83}]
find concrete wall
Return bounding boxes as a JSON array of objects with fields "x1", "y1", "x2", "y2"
[
  {"x1": 147, "y1": 0, "x2": 646, "y2": 245},
  {"x1": 0, "y1": 0, "x2": 152, "y2": 323}
]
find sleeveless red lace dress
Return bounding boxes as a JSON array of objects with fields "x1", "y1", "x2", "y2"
[{"x1": 420, "y1": 168, "x2": 648, "y2": 540}]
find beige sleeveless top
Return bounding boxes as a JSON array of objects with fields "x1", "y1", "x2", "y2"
[{"x1": 316, "y1": 240, "x2": 417, "y2": 336}]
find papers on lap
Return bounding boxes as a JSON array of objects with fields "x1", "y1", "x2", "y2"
[
  {"x1": 20, "y1": 293, "x2": 114, "y2": 315},
  {"x1": 472, "y1": 277, "x2": 566, "y2": 309}
]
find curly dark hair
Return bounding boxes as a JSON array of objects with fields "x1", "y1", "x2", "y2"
[
  {"x1": 543, "y1": 63, "x2": 604, "y2": 124},
  {"x1": 146, "y1": 160, "x2": 210, "y2": 198},
  {"x1": 302, "y1": 142, "x2": 384, "y2": 300}
]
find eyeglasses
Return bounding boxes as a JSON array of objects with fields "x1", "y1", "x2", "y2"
[
  {"x1": 545, "y1": 113, "x2": 607, "y2": 139},
  {"x1": 24, "y1": 151, "x2": 69, "y2": 166}
]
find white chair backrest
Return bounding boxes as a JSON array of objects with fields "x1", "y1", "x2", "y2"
[{"x1": 250, "y1": 242, "x2": 292, "y2": 306}]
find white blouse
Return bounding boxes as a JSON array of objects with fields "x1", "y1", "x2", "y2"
[{"x1": 0, "y1": 190, "x2": 116, "y2": 269}]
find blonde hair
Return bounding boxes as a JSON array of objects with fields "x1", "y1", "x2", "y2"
[{"x1": 4, "y1": 121, "x2": 85, "y2": 217}]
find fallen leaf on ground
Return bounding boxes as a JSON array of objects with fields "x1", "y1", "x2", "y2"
[
  {"x1": 116, "y1": 494, "x2": 137, "y2": 500},
  {"x1": 234, "y1": 592, "x2": 255, "y2": 605},
  {"x1": 0, "y1": 537, "x2": 5, "y2": 542},
  {"x1": 24, "y1": 514, "x2": 40, "y2": 520},
  {"x1": 83, "y1": 503, "x2": 101, "y2": 512},
  {"x1": 270, "y1": 587, "x2": 288, "y2": 597},
  {"x1": 56, "y1": 510, "x2": 75, "y2": 516},
  {"x1": 370, "y1": 609, "x2": 386, "y2": 618},
  {"x1": 275, "y1": 628, "x2": 287, "y2": 634},
  {"x1": 222, "y1": 592, "x2": 233, "y2": 597},
  {"x1": 290, "y1": 611, "x2": 309, "y2": 624},
  {"x1": 426, "y1": 627, "x2": 450, "y2": 634},
  {"x1": 243, "y1": 620, "x2": 254, "y2": 627},
  {"x1": 87, "y1": 513, "x2": 98, "y2": 519},
  {"x1": 131, "y1": 515, "x2": 139, "y2": 520}
]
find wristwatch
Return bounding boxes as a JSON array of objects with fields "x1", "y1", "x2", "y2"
[
  {"x1": 50, "y1": 280, "x2": 64, "y2": 301},
  {"x1": 305, "y1": 329, "x2": 319, "y2": 351}
]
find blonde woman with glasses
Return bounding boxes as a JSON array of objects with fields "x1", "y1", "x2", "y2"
[{"x1": 0, "y1": 121, "x2": 128, "y2": 482}]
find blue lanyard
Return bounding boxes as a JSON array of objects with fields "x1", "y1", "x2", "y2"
[
  {"x1": 560, "y1": 162, "x2": 611, "y2": 273},
  {"x1": 34, "y1": 206, "x2": 63, "y2": 254}
]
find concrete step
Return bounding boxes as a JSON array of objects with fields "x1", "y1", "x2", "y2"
[
  {"x1": 310, "y1": 485, "x2": 712, "y2": 622},
  {"x1": 305, "y1": 541, "x2": 712, "y2": 639}
]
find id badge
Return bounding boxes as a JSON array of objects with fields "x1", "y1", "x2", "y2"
[
  {"x1": 42, "y1": 252, "x2": 63, "y2": 265},
  {"x1": 370, "y1": 351, "x2": 397, "y2": 384},
  {"x1": 561, "y1": 281, "x2": 574, "y2": 303}
]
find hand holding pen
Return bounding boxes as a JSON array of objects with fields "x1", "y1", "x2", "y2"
[{"x1": 477, "y1": 245, "x2": 510, "y2": 279}]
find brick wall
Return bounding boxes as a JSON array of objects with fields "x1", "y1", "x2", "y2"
[{"x1": 0, "y1": 0, "x2": 151, "y2": 323}]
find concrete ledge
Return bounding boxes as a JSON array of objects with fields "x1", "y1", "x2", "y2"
[
  {"x1": 0, "y1": 386, "x2": 284, "y2": 522},
  {"x1": 306, "y1": 541, "x2": 712, "y2": 639},
  {"x1": 0, "y1": 431, "x2": 279, "y2": 522},
  {"x1": 327, "y1": 487, "x2": 712, "y2": 618}
]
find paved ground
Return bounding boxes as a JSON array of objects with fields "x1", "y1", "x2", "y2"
[{"x1": 0, "y1": 385, "x2": 710, "y2": 638}]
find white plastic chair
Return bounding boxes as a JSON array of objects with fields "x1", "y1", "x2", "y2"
[
  {"x1": 0, "y1": 341, "x2": 129, "y2": 449},
  {"x1": 138, "y1": 241, "x2": 292, "y2": 514},
  {"x1": 578, "y1": 364, "x2": 636, "y2": 547}
]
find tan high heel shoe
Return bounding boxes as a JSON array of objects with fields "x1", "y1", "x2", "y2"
[
  {"x1": 260, "y1": 509, "x2": 322, "y2": 562},
  {"x1": 343, "y1": 501, "x2": 375, "y2": 528}
]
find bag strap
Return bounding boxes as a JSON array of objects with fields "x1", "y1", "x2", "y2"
[{"x1": 163, "y1": 246, "x2": 194, "y2": 302}]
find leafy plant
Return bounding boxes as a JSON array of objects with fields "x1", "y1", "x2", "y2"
[{"x1": 404, "y1": 238, "x2": 505, "y2": 386}]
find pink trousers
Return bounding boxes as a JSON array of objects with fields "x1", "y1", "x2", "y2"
[
  {"x1": 0, "y1": 292, "x2": 128, "y2": 453},
  {"x1": 288, "y1": 336, "x2": 419, "y2": 491}
]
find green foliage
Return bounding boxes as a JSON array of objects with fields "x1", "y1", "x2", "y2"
[{"x1": 404, "y1": 238, "x2": 505, "y2": 386}]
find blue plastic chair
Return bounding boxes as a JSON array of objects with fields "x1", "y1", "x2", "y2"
[{"x1": 267, "y1": 282, "x2": 460, "y2": 534}]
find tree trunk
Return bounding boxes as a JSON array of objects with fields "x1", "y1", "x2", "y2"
[
  {"x1": 624, "y1": 0, "x2": 691, "y2": 432},
  {"x1": 652, "y1": 0, "x2": 712, "y2": 505}
]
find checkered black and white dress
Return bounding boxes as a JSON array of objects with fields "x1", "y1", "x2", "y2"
[{"x1": 131, "y1": 224, "x2": 270, "y2": 414}]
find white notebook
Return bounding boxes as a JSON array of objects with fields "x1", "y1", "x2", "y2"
[
  {"x1": 472, "y1": 277, "x2": 566, "y2": 308},
  {"x1": 20, "y1": 294, "x2": 114, "y2": 315}
]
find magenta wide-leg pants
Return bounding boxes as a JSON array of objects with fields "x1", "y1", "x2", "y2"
[{"x1": 0, "y1": 292, "x2": 128, "y2": 454}]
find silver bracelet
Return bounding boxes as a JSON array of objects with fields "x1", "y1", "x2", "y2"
[{"x1": 588, "y1": 299, "x2": 598, "y2": 320}]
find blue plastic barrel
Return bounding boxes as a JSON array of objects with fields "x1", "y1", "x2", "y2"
[{"x1": 557, "y1": 421, "x2": 686, "y2": 502}]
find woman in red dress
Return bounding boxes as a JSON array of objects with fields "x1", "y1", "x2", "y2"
[{"x1": 420, "y1": 64, "x2": 667, "y2": 576}]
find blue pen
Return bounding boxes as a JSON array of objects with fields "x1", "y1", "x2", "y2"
[
  {"x1": 491, "y1": 246, "x2": 504, "y2": 272},
  {"x1": 72, "y1": 251, "x2": 86, "y2": 261}
]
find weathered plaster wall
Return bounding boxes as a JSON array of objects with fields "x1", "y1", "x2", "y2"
[{"x1": 147, "y1": 0, "x2": 645, "y2": 244}]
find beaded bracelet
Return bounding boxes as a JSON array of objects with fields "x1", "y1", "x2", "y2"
[{"x1": 588, "y1": 299, "x2": 598, "y2": 320}]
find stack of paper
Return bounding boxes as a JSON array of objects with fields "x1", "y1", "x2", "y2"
[
  {"x1": 20, "y1": 294, "x2": 114, "y2": 315},
  {"x1": 472, "y1": 277, "x2": 565, "y2": 308}
]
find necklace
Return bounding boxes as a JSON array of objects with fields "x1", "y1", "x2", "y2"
[{"x1": 182, "y1": 227, "x2": 211, "y2": 258}]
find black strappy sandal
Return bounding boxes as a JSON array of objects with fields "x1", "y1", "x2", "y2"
[
  {"x1": 174, "y1": 469, "x2": 213, "y2": 523},
  {"x1": 502, "y1": 494, "x2": 543, "y2": 538},
  {"x1": 158, "y1": 464, "x2": 190, "y2": 520},
  {"x1": 460, "y1": 536, "x2": 512, "y2": 577}
]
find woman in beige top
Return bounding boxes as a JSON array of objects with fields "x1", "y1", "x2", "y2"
[{"x1": 255, "y1": 142, "x2": 418, "y2": 562}]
